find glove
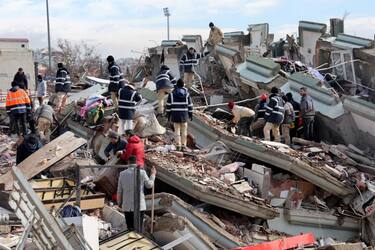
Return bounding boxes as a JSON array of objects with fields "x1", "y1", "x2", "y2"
[
  {"x1": 115, "y1": 151, "x2": 123, "y2": 157},
  {"x1": 298, "y1": 117, "x2": 303, "y2": 126}
]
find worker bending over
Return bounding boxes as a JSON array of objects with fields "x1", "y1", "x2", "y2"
[
  {"x1": 34, "y1": 102, "x2": 55, "y2": 143},
  {"x1": 228, "y1": 101, "x2": 255, "y2": 137},
  {"x1": 179, "y1": 47, "x2": 209, "y2": 89},
  {"x1": 120, "y1": 130, "x2": 145, "y2": 168},
  {"x1": 155, "y1": 65, "x2": 176, "y2": 115},
  {"x1": 263, "y1": 87, "x2": 284, "y2": 142}
]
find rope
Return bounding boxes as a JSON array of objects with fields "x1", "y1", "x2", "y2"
[{"x1": 194, "y1": 96, "x2": 260, "y2": 110}]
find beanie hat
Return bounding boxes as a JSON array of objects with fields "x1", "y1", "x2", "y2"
[
  {"x1": 260, "y1": 94, "x2": 268, "y2": 101},
  {"x1": 228, "y1": 101, "x2": 235, "y2": 110},
  {"x1": 106, "y1": 55, "x2": 114, "y2": 63}
]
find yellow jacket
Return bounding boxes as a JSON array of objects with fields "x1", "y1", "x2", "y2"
[
  {"x1": 232, "y1": 105, "x2": 255, "y2": 124},
  {"x1": 208, "y1": 27, "x2": 223, "y2": 46}
]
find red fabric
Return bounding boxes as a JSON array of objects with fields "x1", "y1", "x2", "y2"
[
  {"x1": 228, "y1": 101, "x2": 235, "y2": 110},
  {"x1": 298, "y1": 117, "x2": 303, "y2": 126},
  {"x1": 120, "y1": 135, "x2": 144, "y2": 167},
  {"x1": 260, "y1": 94, "x2": 268, "y2": 101}
]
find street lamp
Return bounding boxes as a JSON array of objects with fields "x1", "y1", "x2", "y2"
[
  {"x1": 163, "y1": 7, "x2": 170, "y2": 40},
  {"x1": 45, "y1": 0, "x2": 52, "y2": 76}
]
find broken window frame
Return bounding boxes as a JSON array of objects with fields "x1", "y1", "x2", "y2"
[{"x1": 331, "y1": 50, "x2": 357, "y2": 84}]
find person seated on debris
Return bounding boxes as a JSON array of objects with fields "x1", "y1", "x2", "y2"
[
  {"x1": 120, "y1": 130, "x2": 145, "y2": 168},
  {"x1": 155, "y1": 65, "x2": 176, "y2": 115},
  {"x1": 179, "y1": 47, "x2": 209, "y2": 89},
  {"x1": 104, "y1": 130, "x2": 127, "y2": 160},
  {"x1": 228, "y1": 101, "x2": 255, "y2": 137},
  {"x1": 117, "y1": 156, "x2": 156, "y2": 232},
  {"x1": 6, "y1": 81, "x2": 31, "y2": 136},
  {"x1": 250, "y1": 94, "x2": 268, "y2": 137},
  {"x1": 263, "y1": 87, "x2": 285, "y2": 142},
  {"x1": 54, "y1": 63, "x2": 71, "y2": 112},
  {"x1": 118, "y1": 83, "x2": 142, "y2": 134},
  {"x1": 34, "y1": 102, "x2": 55, "y2": 143},
  {"x1": 166, "y1": 79, "x2": 193, "y2": 151},
  {"x1": 281, "y1": 95, "x2": 295, "y2": 145},
  {"x1": 16, "y1": 133, "x2": 42, "y2": 164},
  {"x1": 107, "y1": 55, "x2": 126, "y2": 108},
  {"x1": 299, "y1": 87, "x2": 315, "y2": 141},
  {"x1": 205, "y1": 22, "x2": 223, "y2": 51}
]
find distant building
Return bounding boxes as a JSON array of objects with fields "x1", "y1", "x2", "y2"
[{"x1": 0, "y1": 38, "x2": 35, "y2": 92}]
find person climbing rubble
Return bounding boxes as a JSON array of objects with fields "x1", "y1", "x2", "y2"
[
  {"x1": 104, "y1": 130, "x2": 127, "y2": 160},
  {"x1": 299, "y1": 87, "x2": 315, "y2": 141},
  {"x1": 120, "y1": 130, "x2": 145, "y2": 168},
  {"x1": 155, "y1": 65, "x2": 176, "y2": 115},
  {"x1": 117, "y1": 156, "x2": 156, "y2": 232},
  {"x1": 263, "y1": 87, "x2": 284, "y2": 142},
  {"x1": 250, "y1": 94, "x2": 268, "y2": 137},
  {"x1": 166, "y1": 79, "x2": 193, "y2": 151},
  {"x1": 54, "y1": 63, "x2": 71, "y2": 112},
  {"x1": 107, "y1": 55, "x2": 126, "y2": 108},
  {"x1": 228, "y1": 101, "x2": 255, "y2": 137},
  {"x1": 281, "y1": 95, "x2": 295, "y2": 145},
  {"x1": 118, "y1": 83, "x2": 142, "y2": 134},
  {"x1": 6, "y1": 81, "x2": 31, "y2": 136},
  {"x1": 179, "y1": 47, "x2": 209, "y2": 89},
  {"x1": 34, "y1": 102, "x2": 55, "y2": 143},
  {"x1": 205, "y1": 22, "x2": 223, "y2": 51}
]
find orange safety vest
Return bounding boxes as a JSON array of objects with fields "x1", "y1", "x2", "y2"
[{"x1": 5, "y1": 88, "x2": 31, "y2": 114}]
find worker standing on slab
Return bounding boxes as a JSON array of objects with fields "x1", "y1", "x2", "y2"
[
  {"x1": 263, "y1": 87, "x2": 284, "y2": 142},
  {"x1": 120, "y1": 130, "x2": 145, "y2": 168},
  {"x1": 250, "y1": 94, "x2": 268, "y2": 137},
  {"x1": 6, "y1": 81, "x2": 31, "y2": 136},
  {"x1": 206, "y1": 22, "x2": 223, "y2": 52},
  {"x1": 34, "y1": 102, "x2": 55, "y2": 143},
  {"x1": 118, "y1": 83, "x2": 142, "y2": 133},
  {"x1": 281, "y1": 95, "x2": 295, "y2": 145},
  {"x1": 13, "y1": 68, "x2": 28, "y2": 90},
  {"x1": 228, "y1": 101, "x2": 255, "y2": 137},
  {"x1": 299, "y1": 87, "x2": 315, "y2": 140},
  {"x1": 166, "y1": 79, "x2": 193, "y2": 151},
  {"x1": 36, "y1": 75, "x2": 47, "y2": 105},
  {"x1": 107, "y1": 55, "x2": 125, "y2": 108},
  {"x1": 155, "y1": 65, "x2": 176, "y2": 115},
  {"x1": 117, "y1": 156, "x2": 156, "y2": 232},
  {"x1": 179, "y1": 47, "x2": 209, "y2": 89},
  {"x1": 54, "y1": 63, "x2": 71, "y2": 111}
]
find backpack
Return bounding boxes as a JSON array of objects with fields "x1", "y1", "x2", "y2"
[{"x1": 87, "y1": 104, "x2": 104, "y2": 126}]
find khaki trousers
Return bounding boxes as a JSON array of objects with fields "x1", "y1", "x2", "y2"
[
  {"x1": 157, "y1": 88, "x2": 173, "y2": 114},
  {"x1": 174, "y1": 122, "x2": 188, "y2": 147},
  {"x1": 111, "y1": 91, "x2": 118, "y2": 108},
  {"x1": 281, "y1": 124, "x2": 291, "y2": 145},
  {"x1": 263, "y1": 122, "x2": 281, "y2": 142},
  {"x1": 37, "y1": 117, "x2": 52, "y2": 142},
  {"x1": 184, "y1": 72, "x2": 195, "y2": 89}
]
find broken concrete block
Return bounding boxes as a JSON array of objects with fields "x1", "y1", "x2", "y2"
[{"x1": 232, "y1": 181, "x2": 253, "y2": 193}]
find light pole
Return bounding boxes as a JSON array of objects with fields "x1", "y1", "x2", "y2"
[
  {"x1": 163, "y1": 7, "x2": 170, "y2": 40},
  {"x1": 45, "y1": 0, "x2": 52, "y2": 76}
]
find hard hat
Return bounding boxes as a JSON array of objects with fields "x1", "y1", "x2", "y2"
[{"x1": 260, "y1": 94, "x2": 268, "y2": 101}]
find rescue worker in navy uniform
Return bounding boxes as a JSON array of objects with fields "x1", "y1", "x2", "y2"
[
  {"x1": 166, "y1": 79, "x2": 193, "y2": 151},
  {"x1": 118, "y1": 83, "x2": 142, "y2": 134},
  {"x1": 250, "y1": 94, "x2": 268, "y2": 137},
  {"x1": 107, "y1": 55, "x2": 125, "y2": 108},
  {"x1": 263, "y1": 87, "x2": 285, "y2": 142},
  {"x1": 55, "y1": 63, "x2": 71, "y2": 111},
  {"x1": 179, "y1": 47, "x2": 209, "y2": 89},
  {"x1": 299, "y1": 87, "x2": 315, "y2": 140},
  {"x1": 155, "y1": 65, "x2": 176, "y2": 115}
]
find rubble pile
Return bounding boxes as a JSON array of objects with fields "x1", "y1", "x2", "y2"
[{"x1": 0, "y1": 133, "x2": 17, "y2": 173}]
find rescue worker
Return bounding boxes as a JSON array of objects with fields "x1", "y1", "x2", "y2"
[
  {"x1": 6, "y1": 81, "x2": 31, "y2": 135},
  {"x1": 155, "y1": 65, "x2": 176, "y2": 115},
  {"x1": 281, "y1": 95, "x2": 295, "y2": 145},
  {"x1": 36, "y1": 75, "x2": 47, "y2": 105},
  {"x1": 179, "y1": 47, "x2": 209, "y2": 89},
  {"x1": 299, "y1": 87, "x2": 315, "y2": 140},
  {"x1": 286, "y1": 92, "x2": 300, "y2": 138},
  {"x1": 118, "y1": 83, "x2": 142, "y2": 134},
  {"x1": 13, "y1": 68, "x2": 28, "y2": 90},
  {"x1": 263, "y1": 87, "x2": 284, "y2": 142},
  {"x1": 104, "y1": 130, "x2": 127, "y2": 159},
  {"x1": 107, "y1": 55, "x2": 125, "y2": 108},
  {"x1": 55, "y1": 63, "x2": 71, "y2": 111},
  {"x1": 250, "y1": 94, "x2": 268, "y2": 137},
  {"x1": 227, "y1": 101, "x2": 255, "y2": 137},
  {"x1": 34, "y1": 102, "x2": 55, "y2": 143},
  {"x1": 16, "y1": 134, "x2": 42, "y2": 164},
  {"x1": 206, "y1": 22, "x2": 223, "y2": 51},
  {"x1": 120, "y1": 130, "x2": 145, "y2": 168},
  {"x1": 166, "y1": 79, "x2": 193, "y2": 151},
  {"x1": 117, "y1": 156, "x2": 156, "y2": 232}
]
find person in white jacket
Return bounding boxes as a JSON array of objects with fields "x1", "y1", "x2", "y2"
[{"x1": 36, "y1": 75, "x2": 47, "y2": 105}]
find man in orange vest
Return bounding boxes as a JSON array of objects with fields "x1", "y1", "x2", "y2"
[{"x1": 6, "y1": 81, "x2": 31, "y2": 135}]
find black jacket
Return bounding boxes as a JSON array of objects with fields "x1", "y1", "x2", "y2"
[
  {"x1": 166, "y1": 87, "x2": 193, "y2": 123},
  {"x1": 104, "y1": 138, "x2": 127, "y2": 157},
  {"x1": 254, "y1": 101, "x2": 267, "y2": 121},
  {"x1": 180, "y1": 51, "x2": 209, "y2": 73},
  {"x1": 55, "y1": 67, "x2": 71, "y2": 93},
  {"x1": 13, "y1": 72, "x2": 28, "y2": 90},
  {"x1": 16, "y1": 135, "x2": 42, "y2": 164},
  {"x1": 155, "y1": 65, "x2": 176, "y2": 91},
  {"x1": 118, "y1": 85, "x2": 142, "y2": 120},
  {"x1": 108, "y1": 62, "x2": 125, "y2": 93},
  {"x1": 265, "y1": 93, "x2": 285, "y2": 124}
]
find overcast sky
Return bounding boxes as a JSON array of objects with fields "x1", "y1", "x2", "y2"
[{"x1": 0, "y1": 0, "x2": 374, "y2": 58}]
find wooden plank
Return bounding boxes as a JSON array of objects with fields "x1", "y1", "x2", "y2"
[{"x1": 0, "y1": 131, "x2": 86, "y2": 190}]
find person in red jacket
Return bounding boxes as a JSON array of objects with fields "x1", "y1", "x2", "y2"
[{"x1": 120, "y1": 130, "x2": 145, "y2": 167}]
